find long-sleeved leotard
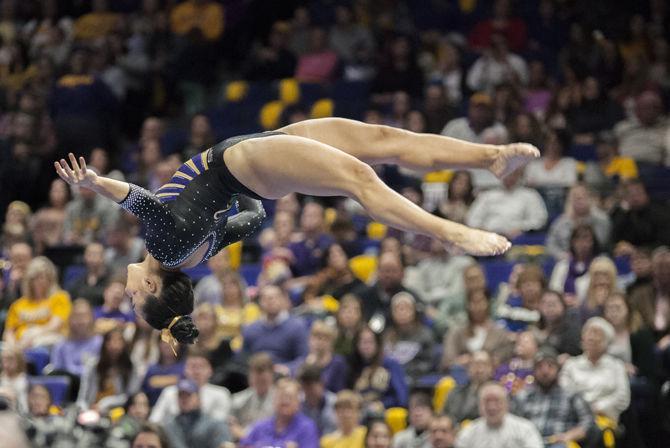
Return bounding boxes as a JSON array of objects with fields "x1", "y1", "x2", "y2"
[{"x1": 117, "y1": 132, "x2": 278, "y2": 268}]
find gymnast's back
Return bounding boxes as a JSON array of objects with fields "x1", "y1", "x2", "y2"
[{"x1": 117, "y1": 132, "x2": 280, "y2": 268}]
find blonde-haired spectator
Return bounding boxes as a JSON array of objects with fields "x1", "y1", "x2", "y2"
[
  {"x1": 578, "y1": 256, "x2": 618, "y2": 323},
  {"x1": 0, "y1": 345, "x2": 29, "y2": 413},
  {"x1": 320, "y1": 390, "x2": 366, "y2": 448},
  {"x1": 4, "y1": 256, "x2": 71, "y2": 348}
]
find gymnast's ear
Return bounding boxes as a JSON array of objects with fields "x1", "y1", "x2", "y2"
[{"x1": 142, "y1": 274, "x2": 159, "y2": 294}]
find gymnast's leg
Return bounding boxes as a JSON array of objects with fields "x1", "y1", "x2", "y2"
[
  {"x1": 280, "y1": 117, "x2": 538, "y2": 177},
  {"x1": 223, "y1": 134, "x2": 510, "y2": 256}
]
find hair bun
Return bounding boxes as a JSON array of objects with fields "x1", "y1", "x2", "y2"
[{"x1": 169, "y1": 315, "x2": 199, "y2": 344}]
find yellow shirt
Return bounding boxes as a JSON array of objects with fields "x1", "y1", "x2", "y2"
[
  {"x1": 216, "y1": 303, "x2": 261, "y2": 339},
  {"x1": 5, "y1": 290, "x2": 72, "y2": 341},
  {"x1": 320, "y1": 426, "x2": 366, "y2": 448},
  {"x1": 73, "y1": 12, "x2": 120, "y2": 40},
  {"x1": 605, "y1": 156, "x2": 638, "y2": 180},
  {"x1": 170, "y1": 1, "x2": 224, "y2": 41}
]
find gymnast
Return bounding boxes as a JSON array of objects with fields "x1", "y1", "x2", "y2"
[{"x1": 54, "y1": 117, "x2": 539, "y2": 347}]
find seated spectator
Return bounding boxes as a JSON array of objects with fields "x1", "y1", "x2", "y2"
[
  {"x1": 78, "y1": 327, "x2": 139, "y2": 412},
  {"x1": 62, "y1": 184, "x2": 118, "y2": 245},
  {"x1": 334, "y1": 294, "x2": 365, "y2": 357},
  {"x1": 94, "y1": 277, "x2": 134, "y2": 334},
  {"x1": 163, "y1": 379, "x2": 232, "y2": 448},
  {"x1": 288, "y1": 202, "x2": 335, "y2": 278},
  {"x1": 295, "y1": 26, "x2": 339, "y2": 83},
  {"x1": 578, "y1": 256, "x2": 618, "y2": 323},
  {"x1": 549, "y1": 224, "x2": 600, "y2": 303},
  {"x1": 512, "y1": 347, "x2": 595, "y2": 447},
  {"x1": 455, "y1": 382, "x2": 543, "y2": 448},
  {"x1": 216, "y1": 271, "x2": 262, "y2": 339},
  {"x1": 230, "y1": 353, "x2": 276, "y2": 440},
  {"x1": 392, "y1": 391, "x2": 433, "y2": 448},
  {"x1": 435, "y1": 170, "x2": 475, "y2": 225},
  {"x1": 442, "y1": 289, "x2": 513, "y2": 371},
  {"x1": 0, "y1": 345, "x2": 28, "y2": 413},
  {"x1": 546, "y1": 184, "x2": 612, "y2": 259},
  {"x1": 466, "y1": 168, "x2": 548, "y2": 239},
  {"x1": 348, "y1": 325, "x2": 408, "y2": 412},
  {"x1": 141, "y1": 341, "x2": 186, "y2": 406},
  {"x1": 434, "y1": 263, "x2": 488, "y2": 333},
  {"x1": 566, "y1": 76, "x2": 624, "y2": 140},
  {"x1": 181, "y1": 114, "x2": 216, "y2": 160},
  {"x1": 497, "y1": 264, "x2": 544, "y2": 332},
  {"x1": 328, "y1": 4, "x2": 374, "y2": 63},
  {"x1": 613, "y1": 90, "x2": 670, "y2": 166},
  {"x1": 320, "y1": 390, "x2": 366, "y2": 448},
  {"x1": 2, "y1": 242, "x2": 33, "y2": 303},
  {"x1": 383, "y1": 292, "x2": 435, "y2": 381},
  {"x1": 131, "y1": 423, "x2": 170, "y2": 448},
  {"x1": 428, "y1": 415, "x2": 456, "y2": 448},
  {"x1": 290, "y1": 320, "x2": 348, "y2": 393},
  {"x1": 192, "y1": 303, "x2": 233, "y2": 375},
  {"x1": 372, "y1": 35, "x2": 423, "y2": 99},
  {"x1": 244, "y1": 21, "x2": 296, "y2": 81},
  {"x1": 31, "y1": 179, "x2": 69, "y2": 253},
  {"x1": 535, "y1": 290, "x2": 582, "y2": 357},
  {"x1": 104, "y1": 217, "x2": 144, "y2": 274},
  {"x1": 67, "y1": 242, "x2": 109, "y2": 307},
  {"x1": 113, "y1": 392, "x2": 151, "y2": 443},
  {"x1": 427, "y1": 42, "x2": 463, "y2": 109},
  {"x1": 583, "y1": 134, "x2": 639, "y2": 198},
  {"x1": 150, "y1": 348, "x2": 232, "y2": 425},
  {"x1": 259, "y1": 209, "x2": 296, "y2": 255},
  {"x1": 629, "y1": 248, "x2": 670, "y2": 346},
  {"x1": 623, "y1": 246, "x2": 653, "y2": 294},
  {"x1": 444, "y1": 354, "x2": 497, "y2": 426},
  {"x1": 50, "y1": 298, "x2": 103, "y2": 377},
  {"x1": 241, "y1": 285, "x2": 308, "y2": 365},
  {"x1": 26, "y1": 383, "x2": 53, "y2": 420},
  {"x1": 468, "y1": 0, "x2": 528, "y2": 52},
  {"x1": 441, "y1": 92, "x2": 507, "y2": 143},
  {"x1": 466, "y1": 33, "x2": 529, "y2": 94},
  {"x1": 559, "y1": 317, "x2": 631, "y2": 423},
  {"x1": 610, "y1": 179, "x2": 670, "y2": 253},
  {"x1": 193, "y1": 249, "x2": 230, "y2": 306},
  {"x1": 240, "y1": 377, "x2": 319, "y2": 447},
  {"x1": 309, "y1": 243, "x2": 366, "y2": 301},
  {"x1": 494, "y1": 331, "x2": 538, "y2": 395},
  {"x1": 4, "y1": 256, "x2": 71, "y2": 349},
  {"x1": 297, "y1": 364, "x2": 337, "y2": 436}
]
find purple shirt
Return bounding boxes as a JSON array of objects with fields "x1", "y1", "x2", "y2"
[
  {"x1": 93, "y1": 306, "x2": 135, "y2": 322},
  {"x1": 288, "y1": 234, "x2": 334, "y2": 277},
  {"x1": 50, "y1": 335, "x2": 103, "y2": 377},
  {"x1": 240, "y1": 412, "x2": 319, "y2": 448}
]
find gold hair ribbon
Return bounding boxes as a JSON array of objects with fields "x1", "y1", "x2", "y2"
[{"x1": 160, "y1": 316, "x2": 181, "y2": 357}]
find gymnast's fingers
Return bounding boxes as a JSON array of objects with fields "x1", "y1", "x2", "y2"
[
  {"x1": 79, "y1": 156, "x2": 88, "y2": 175},
  {"x1": 54, "y1": 161, "x2": 69, "y2": 182},
  {"x1": 60, "y1": 158, "x2": 75, "y2": 178},
  {"x1": 68, "y1": 153, "x2": 81, "y2": 177}
]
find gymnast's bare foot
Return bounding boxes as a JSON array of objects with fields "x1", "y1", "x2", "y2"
[
  {"x1": 489, "y1": 143, "x2": 540, "y2": 179},
  {"x1": 446, "y1": 226, "x2": 511, "y2": 257}
]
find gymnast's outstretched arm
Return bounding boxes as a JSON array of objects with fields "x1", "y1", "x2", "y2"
[{"x1": 54, "y1": 153, "x2": 130, "y2": 202}]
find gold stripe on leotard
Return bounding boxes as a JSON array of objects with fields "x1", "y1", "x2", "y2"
[
  {"x1": 157, "y1": 192, "x2": 180, "y2": 198},
  {"x1": 201, "y1": 152, "x2": 209, "y2": 170},
  {"x1": 185, "y1": 159, "x2": 201, "y2": 175},
  {"x1": 160, "y1": 183, "x2": 186, "y2": 189},
  {"x1": 174, "y1": 171, "x2": 193, "y2": 181}
]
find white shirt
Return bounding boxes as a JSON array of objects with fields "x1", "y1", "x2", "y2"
[
  {"x1": 455, "y1": 414, "x2": 543, "y2": 448},
  {"x1": 614, "y1": 116, "x2": 670, "y2": 165},
  {"x1": 466, "y1": 54, "x2": 529, "y2": 94},
  {"x1": 149, "y1": 383, "x2": 232, "y2": 424},
  {"x1": 404, "y1": 255, "x2": 475, "y2": 305},
  {"x1": 466, "y1": 187, "x2": 548, "y2": 234},
  {"x1": 559, "y1": 354, "x2": 630, "y2": 422},
  {"x1": 524, "y1": 158, "x2": 578, "y2": 188},
  {"x1": 441, "y1": 117, "x2": 508, "y2": 144}
]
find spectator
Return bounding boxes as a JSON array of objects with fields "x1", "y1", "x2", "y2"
[
  {"x1": 509, "y1": 112, "x2": 544, "y2": 154},
  {"x1": 141, "y1": 340, "x2": 186, "y2": 406},
  {"x1": 613, "y1": 90, "x2": 670, "y2": 166},
  {"x1": 578, "y1": 256, "x2": 618, "y2": 323},
  {"x1": 392, "y1": 391, "x2": 433, "y2": 448},
  {"x1": 365, "y1": 418, "x2": 393, "y2": 448},
  {"x1": 546, "y1": 184, "x2": 612, "y2": 259},
  {"x1": 150, "y1": 349, "x2": 232, "y2": 424},
  {"x1": 50, "y1": 298, "x2": 103, "y2": 377},
  {"x1": 383, "y1": 292, "x2": 435, "y2": 381},
  {"x1": 466, "y1": 168, "x2": 548, "y2": 239},
  {"x1": 549, "y1": 224, "x2": 600, "y2": 302},
  {"x1": 582, "y1": 134, "x2": 639, "y2": 199},
  {"x1": 433, "y1": 263, "x2": 488, "y2": 333},
  {"x1": 455, "y1": 382, "x2": 543, "y2": 448},
  {"x1": 163, "y1": 379, "x2": 232, "y2": 448},
  {"x1": 240, "y1": 377, "x2": 319, "y2": 448},
  {"x1": 428, "y1": 42, "x2": 463, "y2": 108},
  {"x1": 334, "y1": 294, "x2": 365, "y2": 357},
  {"x1": 4, "y1": 256, "x2": 71, "y2": 348},
  {"x1": 62, "y1": 184, "x2": 118, "y2": 245},
  {"x1": 193, "y1": 249, "x2": 230, "y2": 306},
  {"x1": 348, "y1": 325, "x2": 408, "y2": 411},
  {"x1": 624, "y1": 246, "x2": 653, "y2": 294},
  {"x1": 567, "y1": 76, "x2": 624, "y2": 140},
  {"x1": 78, "y1": 327, "x2": 138, "y2": 412},
  {"x1": 170, "y1": 0, "x2": 223, "y2": 42},
  {"x1": 423, "y1": 84, "x2": 455, "y2": 135},
  {"x1": 443, "y1": 351, "x2": 494, "y2": 425},
  {"x1": 0, "y1": 345, "x2": 28, "y2": 413},
  {"x1": 290, "y1": 320, "x2": 348, "y2": 393},
  {"x1": 523, "y1": 60, "x2": 554, "y2": 119},
  {"x1": 329, "y1": 5, "x2": 374, "y2": 63},
  {"x1": 512, "y1": 347, "x2": 595, "y2": 447},
  {"x1": 320, "y1": 389, "x2": 366, "y2": 448},
  {"x1": 610, "y1": 179, "x2": 670, "y2": 252},
  {"x1": 466, "y1": 33, "x2": 529, "y2": 94},
  {"x1": 31, "y1": 179, "x2": 70, "y2": 254},
  {"x1": 428, "y1": 415, "x2": 456, "y2": 448},
  {"x1": 288, "y1": 202, "x2": 335, "y2": 278},
  {"x1": 442, "y1": 289, "x2": 513, "y2": 371},
  {"x1": 113, "y1": 392, "x2": 152, "y2": 443},
  {"x1": 524, "y1": 128, "x2": 578, "y2": 189},
  {"x1": 245, "y1": 21, "x2": 297, "y2": 81},
  {"x1": 230, "y1": 353, "x2": 276, "y2": 440},
  {"x1": 2, "y1": 242, "x2": 33, "y2": 305},
  {"x1": 241, "y1": 285, "x2": 308, "y2": 365},
  {"x1": 72, "y1": 0, "x2": 120, "y2": 41},
  {"x1": 94, "y1": 277, "x2": 135, "y2": 333},
  {"x1": 536, "y1": 290, "x2": 582, "y2": 357},
  {"x1": 67, "y1": 242, "x2": 109, "y2": 307},
  {"x1": 26, "y1": 383, "x2": 53, "y2": 420},
  {"x1": 310, "y1": 243, "x2": 366, "y2": 301},
  {"x1": 295, "y1": 26, "x2": 339, "y2": 83},
  {"x1": 104, "y1": 217, "x2": 144, "y2": 274},
  {"x1": 131, "y1": 423, "x2": 171, "y2": 448},
  {"x1": 297, "y1": 364, "x2": 337, "y2": 436},
  {"x1": 181, "y1": 114, "x2": 215, "y2": 160},
  {"x1": 494, "y1": 331, "x2": 538, "y2": 395},
  {"x1": 468, "y1": 0, "x2": 528, "y2": 52},
  {"x1": 496, "y1": 264, "x2": 545, "y2": 332},
  {"x1": 559, "y1": 317, "x2": 631, "y2": 423},
  {"x1": 441, "y1": 93, "x2": 506, "y2": 143},
  {"x1": 435, "y1": 170, "x2": 475, "y2": 225},
  {"x1": 372, "y1": 35, "x2": 423, "y2": 99},
  {"x1": 629, "y1": 247, "x2": 670, "y2": 345}
]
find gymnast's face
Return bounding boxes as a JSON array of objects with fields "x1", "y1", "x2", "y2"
[{"x1": 126, "y1": 259, "x2": 160, "y2": 318}]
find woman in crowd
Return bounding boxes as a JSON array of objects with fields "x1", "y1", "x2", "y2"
[
  {"x1": 113, "y1": 392, "x2": 152, "y2": 443},
  {"x1": 494, "y1": 330, "x2": 539, "y2": 395},
  {"x1": 535, "y1": 289, "x2": 582, "y2": 357},
  {"x1": 496, "y1": 264, "x2": 545, "y2": 332},
  {"x1": 217, "y1": 271, "x2": 261, "y2": 340},
  {"x1": 334, "y1": 294, "x2": 365, "y2": 357},
  {"x1": 578, "y1": 256, "x2": 619, "y2": 323},
  {"x1": 311, "y1": 243, "x2": 366, "y2": 300},
  {"x1": 192, "y1": 302, "x2": 233, "y2": 371},
  {"x1": 436, "y1": 170, "x2": 475, "y2": 225},
  {"x1": 320, "y1": 390, "x2": 367, "y2": 448},
  {"x1": 141, "y1": 341, "x2": 186, "y2": 406},
  {"x1": 0, "y1": 345, "x2": 28, "y2": 413},
  {"x1": 549, "y1": 224, "x2": 600, "y2": 304},
  {"x1": 31, "y1": 179, "x2": 70, "y2": 254}
]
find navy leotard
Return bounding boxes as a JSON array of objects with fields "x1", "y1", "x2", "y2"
[{"x1": 117, "y1": 132, "x2": 280, "y2": 268}]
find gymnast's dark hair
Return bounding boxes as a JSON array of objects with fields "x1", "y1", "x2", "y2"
[{"x1": 142, "y1": 270, "x2": 199, "y2": 344}]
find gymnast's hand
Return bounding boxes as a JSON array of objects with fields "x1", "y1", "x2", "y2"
[{"x1": 54, "y1": 153, "x2": 98, "y2": 188}]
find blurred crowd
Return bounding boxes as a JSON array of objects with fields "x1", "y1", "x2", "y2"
[{"x1": 1, "y1": 0, "x2": 670, "y2": 447}]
